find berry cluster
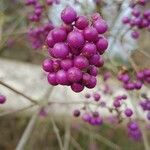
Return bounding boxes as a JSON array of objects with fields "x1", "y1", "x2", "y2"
[
  {"x1": 118, "y1": 68, "x2": 150, "y2": 90},
  {"x1": 122, "y1": 0, "x2": 150, "y2": 39},
  {"x1": 28, "y1": 23, "x2": 54, "y2": 49},
  {"x1": 140, "y1": 98, "x2": 150, "y2": 121},
  {"x1": 0, "y1": 95, "x2": 6, "y2": 104},
  {"x1": 73, "y1": 92, "x2": 106, "y2": 126},
  {"x1": 46, "y1": 0, "x2": 60, "y2": 5},
  {"x1": 74, "y1": 109, "x2": 103, "y2": 126},
  {"x1": 25, "y1": 0, "x2": 44, "y2": 22},
  {"x1": 127, "y1": 121, "x2": 142, "y2": 141},
  {"x1": 136, "y1": 69, "x2": 150, "y2": 84},
  {"x1": 43, "y1": 7, "x2": 108, "y2": 92}
]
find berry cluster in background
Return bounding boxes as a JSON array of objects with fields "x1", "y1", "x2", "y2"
[
  {"x1": 42, "y1": 7, "x2": 108, "y2": 92},
  {"x1": 118, "y1": 68, "x2": 150, "y2": 91},
  {"x1": 28, "y1": 23, "x2": 54, "y2": 49},
  {"x1": 140, "y1": 96, "x2": 150, "y2": 121},
  {"x1": 122, "y1": 0, "x2": 150, "y2": 39},
  {"x1": 25, "y1": 0, "x2": 60, "y2": 49}
]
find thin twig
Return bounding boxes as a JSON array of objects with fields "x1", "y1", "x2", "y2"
[
  {"x1": 81, "y1": 128, "x2": 121, "y2": 150},
  {"x1": 63, "y1": 88, "x2": 71, "y2": 150},
  {"x1": 51, "y1": 117, "x2": 64, "y2": 150},
  {"x1": 0, "y1": 80, "x2": 39, "y2": 105},
  {"x1": 63, "y1": 117, "x2": 71, "y2": 150},
  {"x1": 70, "y1": 136, "x2": 84, "y2": 150},
  {"x1": 129, "y1": 92, "x2": 150, "y2": 150},
  {"x1": 0, "y1": 104, "x2": 36, "y2": 117},
  {"x1": 16, "y1": 108, "x2": 40, "y2": 150}
]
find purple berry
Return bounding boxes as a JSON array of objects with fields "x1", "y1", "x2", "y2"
[
  {"x1": 61, "y1": 6, "x2": 77, "y2": 24},
  {"x1": 42, "y1": 59, "x2": 53, "y2": 72},
  {"x1": 71, "y1": 83, "x2": 84, "y2": 93},
  {"x1": 88, "y1": 66, "x2": 98, "y2": 76},
  {"x1": 60, "y1": 59, "x2": 73, "y2": 71},
  {"x1": 73, "y1": 109, "x2": 81, "y2": 117},
  {"x1": 46, "y1": 32, "x2": 55, "y2": 48},
  {"x1": 47, "y1": 73, "x2": 58, "y2": 85},
  {"x1": 67, "y1": 67, "x2": 82, "y2": 83},
  {"x1": 52, "y1": 28, "x2": 67, "y2": 43},
  {"x1": 93, "y1": 93, "x2": 101, "y2": 101},
  {"x1": 96, "y1": 37, "x2": 108, "y2": 54},
  {"x1": 67, "y1": 31, "x2": 85, "y2": 49},
  {"x1": 51, "y1": 43, "x2": 70, "y2": 59},
  {"x1": 75, "y1": 16, "x2": 89, "y2": 30},
  {"x1": 74, "y1": 55, "x2": 89, "y2": 69},
  {"x1": 93, "y1": 19, "x2": 108, "y2": 34},
  {"x1": 0, "y1": 95, "x2": 6, "y2": 104},
  {"x1": 125, "y1": 108, "x2": 133, "y2": 117},
  {"x1": 82, "y1": 43, "x2": 96, "y2": 58},
  {"x1": 113, "y1": 100, "x2": 121, "y2": 108},
  {"x1": 83, "y1": 27, "x2": 98, "y2": 42},
  {"x1": 131, "y1": 31, "x2": 140, "y2": 39},
  {"x1": 56, "y1": 70, "x2": 69, "y2": 85}
]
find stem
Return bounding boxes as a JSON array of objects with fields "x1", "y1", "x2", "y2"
[
  {"x1": 0, "y1": 80, "x2": 38, "y2": 105},
  {"x1": 16, "y1": 108, "x2": 40, "y2": 150},
  {"x1": 129, "y1": 92, "x2": 150, "y2": 150},
  {"x1": 70, "y1": 136, "x2": 84, "y2": 150},
  {"x1": 51, "y1": 117, "x2": 64, "y2": 150},
  {"x1": 63, "y1": 116, "x2": 71, "y2": 150},
  {"x1": 0, "y1": 104, "x2": 36, "y2": 117},
  {"x1": 81, "y1": 128, "x2": 121, "y2": 150}
]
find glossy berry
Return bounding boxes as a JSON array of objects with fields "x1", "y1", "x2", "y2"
[
  {"x1": 93, "y1": 93, "x2": 101, "y2": 101},
  {"x1": 47, "y1": 73, "x2": 58, "y2": 85},
  {"x1": 125, "y1": 108, "x2": 133, "y2": 117},
  {"x1": 82, "y1": 43, "x2": 96, "y2": 58},
  {"x1": 75, "y1": 16, "x2": 89, "y2": 30},
  {"x1": 51, "y1": 43, "x2": 70, "y2": 59},
  {"x1": 73, "y1": 109, "x2": 80, "y2": 117},
  {"x1": 52, "y1": 28, "x2": 67, "y2": 43},
  {"x1": 61, "y1": 6, "x2": 77, "y2": 24},
  {"x1": 93, "y1": 19, "x2": 108, "y2": 34},
  {"x1": 71, "y1": 83, "x2": 84, "y2": 93},
  {"x1": 0, "y1": 95, "x2": 6, "y2": 104},
  {"x1": 67, "y1": 31, "x2": 85, "y2": 49},
  {"x1": 74, "y1": 56, "x2": 89, "y2": 69},
  {"x1": 83, "y1": 27, "x2": 98, "y2": 42},
  {"x1": 56, "y1": 70, "x2": 69, "y2": 85},
  {"x1": 60, "y1": 59, "x2": 73, "y2": 71},
  {"x1": 67, "y1": 67, "x2": 82, "y2": 83}
]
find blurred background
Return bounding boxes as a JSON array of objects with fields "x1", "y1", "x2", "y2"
[{"x1": 0, "y1": 0, "x2": 150, "y2": 150}]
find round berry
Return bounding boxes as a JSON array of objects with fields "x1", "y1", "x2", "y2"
[
  {"x1": 96, "y1": 37, "x2": 108, "y2": 54},
  {"x1": 52, "y1": 28, "x2": 67, "y2": 43},
  {"x1": 67, "y1": 67, "x2": 82, "y2": 83},
  {"x1": 61, "y1": 6, "x2": 77, "y2": 24},
  {"x1": 51, "y1": 43, "x2": 70, "y2": 59},
  {"x1": 56, "y1": 70, "x2": 69, "y2": 85},
  {"x1": 42, "y1": 59, "x2": 53, "y2": 72},
  {"x1": 74, "y1": 55, "x2": 89, "y2": 69},
  {"x1": 0, "y1": 95, "x2": 6, "y2": 104},
  {"x1": 71, "y1": 83, "x2": 84, "y2": 93},
  {"x1": 61, "y1": 59, "x2": 73, "y2": 71},
  {"x1": 83, "y1": 27, "x2": 98, "y2": 42},
  {"x1": 47, "y1": 73, "x2": 58, "y2": 85},
  {"x1": 93, "y1": 19, "x2": 108, "y2": 34},
  {"x1": 82, "y1": 43, "x2": 96, "y2": 58},
  {"x1": 67, "y1": 31, "x2": 85, "y2": 49},
  {"x1": 125, "y1": 108, "x2": 133, "y2": 117},
  {"x1": 73, "y1": 109, "x2": 80, "y2": 117},
  {"x1": 75, "y1": 16, "x2": 89, "y2": 30}
]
